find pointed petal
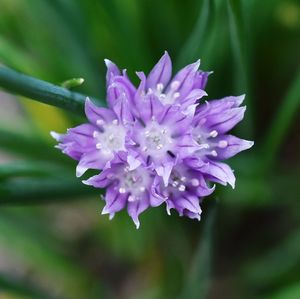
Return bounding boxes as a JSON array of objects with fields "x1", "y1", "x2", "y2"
[
  {"x1": 76, "y1": 150, "x2": 108, "y2": 177},
  {"x1": 85, "y1": 98, "x2": 115, "y2": 125},
  {"x1": 102, "y1": 188, "x2": 127, "y2": 216},
  {"x1": 205, "y1": 107, "x2": 246, "y2": 134},
  {"x1": 202, "y1": 160, "x2": 236, "y2": 188},
  {"x1": 105, "y1": 59, "x2": 120, "y2": 86},
  {"x1": 127, "y1": 196, "x2": 150, "y2": 229},
  {"x1": 146, "y1": 51, "x2": 172, "y2": 89},
  {"x1": 167, "y1": 60, "x2": 200, "y2": 98},
  {"x1": 156, "y1": 162, "x2": 173, "y2": 186},
  {"x1": 214, "y1": 135, "x2": 254, "y2": 160}
]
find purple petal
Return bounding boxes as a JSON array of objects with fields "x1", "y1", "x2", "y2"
[
  {"x1": 51, "y1": 124, "x2": 96, "y2": 160},
  {"x1": 137, "y1": 94, "x2": 165, "y2": 123},
  {"x1": 76, "y1": 150, "x2": 108, "y2": 177},
  {"x1": 167, "y1": 60, "x2": 200, "y2": 98},
  {"x1": 180, "y1": 88, "x2": 207, "y2": 108},
  {"x1": 85, "y1": 98, "x2": 116, "y2": 125},
  {"x1": 214, "y1": 135, "x2": 254, "y2": 160},
  {"x1": 156, "y1": 162, "x2": 174, "y2": 186},
  {"x1": 205, "y1": 107, "x2": 246, "y2": 134},
  {"x1": 201, "y1": 160, "x2": 236, "y2": 188},
  {"x1": 102, "y1": 188, "x2": 127, "y2": 216},
  {"x1": 127, "y1": 196, "x2": 150, "y2": 229},
  {"x1": 193, "y1": 71, "x2": 212, "y2": 90},
  {"x1": 105, "y1": 59, "x2": 120, "y2": 86},
  {"x1": 112, "y1": 93, "x2": 135, "y2": 125},
  {"x1": 146, "y1": 51, "x2": 172, "y2": 89}
]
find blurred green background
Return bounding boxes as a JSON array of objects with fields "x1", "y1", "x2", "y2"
[{"x1": 0, "y1": 0, "x2": 299, "y2": 298}]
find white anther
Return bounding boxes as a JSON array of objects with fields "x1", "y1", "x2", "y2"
[
  {"x1": 161, "y1": 129, "x2": 167, "y2": 134},
  {"x1": 119, "y1": 187, "x2": 126, "y2": 194},
  {"x1": 139, "y1": 186, "x2": 146, "y2": 192},
  {"x1": 173, "y1": 92, "x2": 180, "y2": 99},
  {"x1": 112, "y1": 119, "x2": 118, "y2": 125},
  {"x1": 211, "y1": 150, "x2": 218, "y2": 157},
  {"x1": 108, "y1": 134, "x2": 114, "y2": 141},
  {"x1": 172, "y1": 181, "x2": 179, "y2": 187},
  {"x1": 151, "y1": 116, "x2": 156, "y2": 121},
  {"x1": 209, "y1": 130, "x2": 218, "y2": 138},
  {"x1": 128, "y1": 195, "x2": 135, "y2": 202},
  {"x1": 160, "y1": 94, "x2": 166, "y2": 99},
  {"x1": 142, "y1": 146, "x2": 148, "y2": 152},
  {"x1": 191, "y1": 178, "x2": 199, "y2": 187},
  {"x1": 170, "y1": 80, "x2": 180, "y2": 90},
  {"x1": 178, "y1": 184, "x2": 186, "y2": 192},
  {"x1": 157, "y1": 83, "x2": 164, "y2": 91},
  {"x1": 147, "y1": 88, "x2": 153, "y2": 94},
  {"x1": 218, "y1": 140, "x2": 228, "y2": 148},
  {"x1": 93, "y1": 131, "x2": 100, "y2": 138},
  {"x1": 200, "y1": 143, "x2": 210, "y2": 149},
  {"x1": 96, "y1": 143, "x2": 102, "y2": 149},
  {"x1": 96, "y1": 119, "x2": 105, "y2": 126},
  {"x1": 156, "y1": 144, "x2": 163, "y2": 150},
  {"x1": 181, "y1": 176, "x2": 186, "y2": 182}
]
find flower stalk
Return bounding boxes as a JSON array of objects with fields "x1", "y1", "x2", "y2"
[{"x1": 0, "y1": 65, "x2": 100, "y2": 115}]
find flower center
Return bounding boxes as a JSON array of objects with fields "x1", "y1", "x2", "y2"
[
  {"x1": 147, "y1": 81, "x2": 181, "y2": 105},
  {"x1": 93, "y1": 120, "x2": 126, "y2": 156},
  {"x1": 141, "y1": 121, "x2": 173, "y2": 155},
  {"x1": 118, "y1": 167, "x2": 149, "y2": 201},
  {"x1": 192, "y1": 127, "x2": 228, "y2": 157}
]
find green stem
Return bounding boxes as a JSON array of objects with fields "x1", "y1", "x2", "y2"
[{"x1": 0, "y1": 66, "x2": 101, "y2": 115}]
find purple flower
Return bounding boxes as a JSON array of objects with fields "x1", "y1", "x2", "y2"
[{"x1": 51, "y1": 51, "x2": 253, "y2": 228}]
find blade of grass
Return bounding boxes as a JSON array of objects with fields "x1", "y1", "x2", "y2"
[
  {"x1": 0, "y1": 66, "x2": 102, "y2": 115},
  {"x1": 179, "y1": 201, "x2": 216, "y2": 299},
  {"x1": 0, "y1": 128, "x2": 70, "y2": 164},
  {"x1": 176, "y1": 0, "x2": 215, "y2": 68},
  {"x1": 261, "y1": 69, "x2": 300, "y2": 171},
  {"x1": 227, "y1": 0, "x2": 254, "y2": 137},
  {"x1": 0, "y1": 177, "x2": 98, "y2": 204}
]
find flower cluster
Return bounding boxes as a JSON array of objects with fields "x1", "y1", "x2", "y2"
[{"x1": 51, "y1": 52, "x2": 253, "y2": 228}]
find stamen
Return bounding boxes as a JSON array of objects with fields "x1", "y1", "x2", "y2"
[
  {"x1": 139, "y1": 186, "x2": 146, "y2": 192},
  {"x1": 170, "y1": 80, "x2": 180, "y2": 90},
  {"x1": 112, "y1": 119, "x2": 118, "y2": 125},
  {"x1": 119, "y1": 187, "x2": 126, "y2": 194},
  {"x1": 128, "y1": 195, "x2": 135, "y2": 202},
  {"x1": 178, "y1": 184, "x2": 186, "y2": 192},
  {"x1": 172, "y1": 181, "x2": 179, "y2": 187},
  {"x1": 96, "y1": 143, "x2": 102, "y2": 149},
  {"x1": 211, "y1": 150, "x2": 218, "y2": 157},
  {"x1": 218, "y1": 140, "x2": 228, "y2": 148},
  {"x1": 191, "y1": 178, "x2": 199, "y2": 187},
  {"x1": 93, "y1": 131, "x2": 100, "y2": 138},
  {"x1": 173, "y1": 92, "x2": 180, "y2": 99},
  {"x1": 209, "y1": 130, "x2": 218, "y2": 138},
  {"x1": 97, "y1": 119, "x2": 105, "y2": 126},
  {"x1": 156, "y1": 83, "x2": 164, "y2": 92}
]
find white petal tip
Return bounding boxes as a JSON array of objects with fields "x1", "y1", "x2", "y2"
[{"x1": 50, "y1": 131, "x2": 61, "y2": 141}]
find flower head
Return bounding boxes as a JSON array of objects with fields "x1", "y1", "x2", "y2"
[{"x1": 52, "y1": 51, "x2": 253, "y2": 228}]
